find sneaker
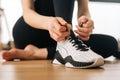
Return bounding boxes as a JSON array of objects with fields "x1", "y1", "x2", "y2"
[{"x1": 52, "y1": 30, "x2": 104, "y2": 68}]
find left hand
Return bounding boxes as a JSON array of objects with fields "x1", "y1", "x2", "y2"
[{"x1": 74, "y1": 16, "x2": 94, "y2": 41}]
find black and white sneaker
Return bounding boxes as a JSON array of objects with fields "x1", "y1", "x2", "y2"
[{"x1": 52, "y1": 30, "x2": 104, "y2": 68}]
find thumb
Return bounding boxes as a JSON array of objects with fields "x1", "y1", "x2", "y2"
[
  {"x1": 56, "y1": 17, "x2": 67, "y2": 26},
  {"x1": 78, "y1": 16, "x2": 88, "y2": 24}
]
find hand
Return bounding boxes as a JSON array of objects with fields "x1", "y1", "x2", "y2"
[
  {"x1": 74, "y1": 16, "x2": 94, "y2": 41},
  {"x1": 47, "y1": 17, "x2": 72, "y2": 42}
]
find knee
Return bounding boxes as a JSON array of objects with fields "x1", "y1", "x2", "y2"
[
  {"x1": 89, "y1": 34, "x2": 118, "y2": 58},
  {"x1": 100, "y1": 35, "x2": 118, "y2": 58},
  {"x1": 107, "y1": 35, "x2": 118, "y2": 49}
]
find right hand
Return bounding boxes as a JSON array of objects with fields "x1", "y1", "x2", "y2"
[{"x1": 47, "y1": 17, "x2": 72, "y2": 42}]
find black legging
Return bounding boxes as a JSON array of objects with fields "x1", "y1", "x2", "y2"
[{"x1": 13, "y1": 0, "x2": 119, "y2": 59}]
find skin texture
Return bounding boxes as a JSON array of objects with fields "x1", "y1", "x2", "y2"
[{"x1": 2, "y1": 0, "x2": 94, "y2": 61}]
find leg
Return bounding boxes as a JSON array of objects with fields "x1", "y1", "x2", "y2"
[
  {"x1": 84, "y1": 34, "x2": 118, "y2": 58},
  {"x1": 53, "y1": 0, "x2": 75, "y2": 23},
  {"x1": 2, "y1": 17, "x2": 57, "y2": 61},
  {"x1": 2, "y1": 44, "x2": 48, "y2": 60}
]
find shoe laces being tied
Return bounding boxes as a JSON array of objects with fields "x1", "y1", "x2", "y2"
[{"x1": 68, "y1": 30, "x2": 89, "y2": 51}]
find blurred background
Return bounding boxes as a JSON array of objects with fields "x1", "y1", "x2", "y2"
[{"x1": 0, "y1": 0, "x2": 120, "y2": 49}]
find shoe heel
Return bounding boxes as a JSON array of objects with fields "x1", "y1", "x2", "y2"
[{"x1": 52, "y1": 50, "x2": 65, "y2": 64}]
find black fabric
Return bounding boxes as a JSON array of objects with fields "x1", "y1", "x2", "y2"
[
  {"x1": 12, "y1": 0, "x2": 119, "y2": 59},
  {"x1": 13, "y1": 17, "x2": 56, "y2": 49},
  {"x1": 90, "y1": 0, "x2": 120, "y2": 3},
  {"x1": 53, "y1": 0, "x2": 75, "y2": 23},
  {"x1": 13, "y1": 0, "x2": 75, "y2": 59},
  {"x1": 84, "y1": 34, "x2": 118, "y2": 58},
  {"x1": 34, "y1": 0, "x2": 55, "y2": 16}
]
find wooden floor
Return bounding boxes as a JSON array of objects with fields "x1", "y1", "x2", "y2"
[{"x1": 0, "y1": 52, "x2": 120, "y2": 80}]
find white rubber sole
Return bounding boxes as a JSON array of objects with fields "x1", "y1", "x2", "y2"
[
  {"x1": 52, "y1": 59, "x2": 63, "y2": 65},
  {"x1": 65, "y1": 57, "x2": 104, "y2": 68}
]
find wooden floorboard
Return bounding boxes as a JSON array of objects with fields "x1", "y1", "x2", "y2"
[{"x1": 0, "y1": 52, "x2": 120, "y2": 80}]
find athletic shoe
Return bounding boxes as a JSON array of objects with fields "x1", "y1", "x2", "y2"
[{"x1": 52, "y1": 30, "x2": 104, "y2": 68}]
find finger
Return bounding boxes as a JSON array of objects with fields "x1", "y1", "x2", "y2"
[
  {"x1": 66, "y1": 24, "x2": 72, "y2": 31},
  {"x1": 74, "y1": 30, "x2": 90, "y2": 38},
  {"x1": 54, "y1": 32, "x2": 69, "y2": 41},
  {"x1": 76, "y1": 25, "x2": 91, "y2": 33},
  {"x1": 53, "y1": 21, "x2": 68, "y2": 32},
  {"x1": 50, "y1": 31, "x2": 62, "y2": 42},
  {"x1": 53, "y1": 21, "x2": 63, "y2": 32},
  {"x1": 79, "y1": 22, "x2": 83, "y2": 27},
  {"x1": 56, "y1": 17, "x2": 67, "y2": 26},
  {"x1": 63, "y1": 31, "x2": 71, "y2": 37},
  {"x1": 78, "y1": 16, "x2": 88, "y2": 24},
  {"x1": 60, "y1": 26, "x2": 68, "y2": 32},
  {"x1": 78, "y1": 36, "x2": 90, "y2": 41},
  {"x1": 84, "y1": 19, "x2": 94, "y2": 29},
  {"x1": 61, "y1": 23, "x2": 72, "y2": 32}
]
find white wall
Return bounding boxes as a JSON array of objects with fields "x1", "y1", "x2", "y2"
[
  {"x1": 73, "y1": 1, "x2": 120, "y2": 39},
  {"x1": 0, "y1": 0, "x2": 120, "y2": 43},
  {"x1": 89, "y1": 2, "x2": 120, "y2": 39},
  {"x1": 0, "y1": 0, "x2": 22, "y2": 43}
]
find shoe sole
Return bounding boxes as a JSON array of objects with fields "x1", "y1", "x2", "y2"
[
  {"x1": 52, "y1": 50, "x2": 65, "y2": 64},
  {"x1": 52, "y1": 51, "x2": 104, "y2": 68},
  {"x1": 65, "y1": 56, "x2": 104, "y2": 68}
]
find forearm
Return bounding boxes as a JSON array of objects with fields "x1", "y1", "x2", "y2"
[
  {"x1": 21, "y1": 0, "x2": 49, "y2": 30},
  {"x1": 76, "y1": 0, "x2": 94, "y2": 41},
  {"x1": 23, "y1": 9, "x2": 49, "y2": 30},
  {"x1": 77, "y1": 0, "x2": 90, "y2": 18}
]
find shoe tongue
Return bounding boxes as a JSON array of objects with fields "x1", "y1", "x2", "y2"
[{"x1": 69, "y1": 30, "x2": 89, "y2": 51}]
